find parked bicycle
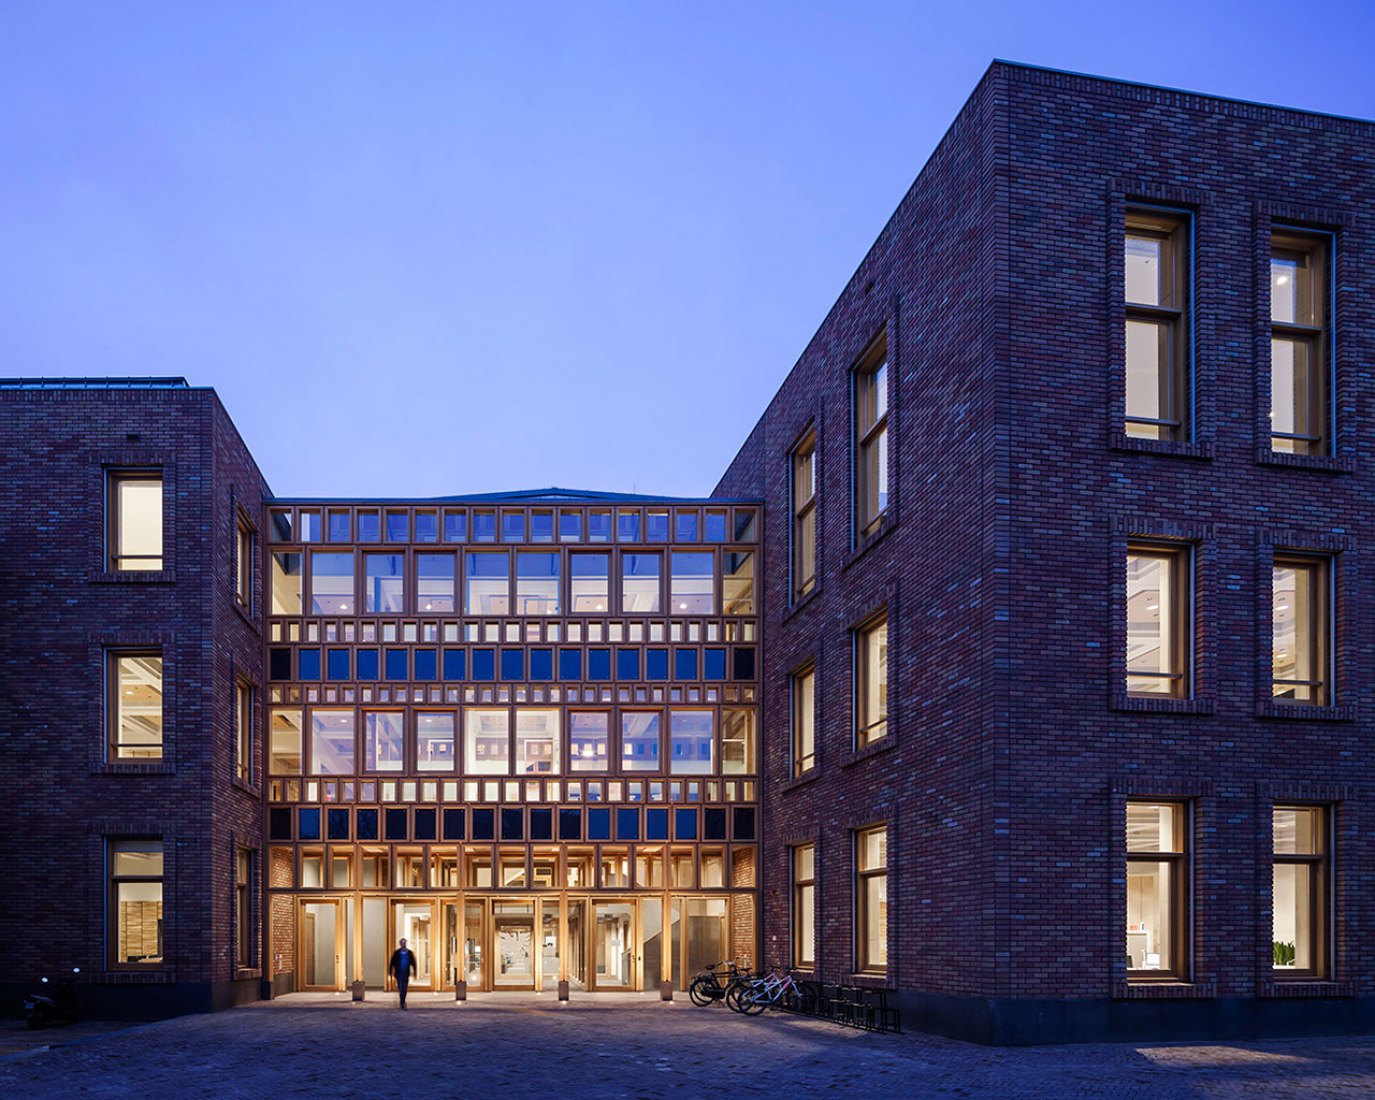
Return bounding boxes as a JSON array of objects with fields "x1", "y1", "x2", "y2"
[
  {"x1": 688, "y1": 960, "x2": 753, "y2": 1007},
  {"x1": 727, "y1": 967, "x2": 816, "y2": 1016}
]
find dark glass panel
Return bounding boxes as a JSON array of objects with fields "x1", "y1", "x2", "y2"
[
  {"x1": 298, "y1": 807, "x2": 320, "y2": 841},
  {"x1": 645, "y1": 649, "x2": 668, "y2": 680},
  {"x1": 357, "y1": 808, "x2": 379, "y2": 840},
  {"x1": 443, "y1": 649, "x2": 466, "y2": 680},
  {"x1": 472, "y1": 649, "x2": 495, "y2": 680},
  {"x1": 269, "y1": 648, "x2": 292, "y2": 680},
  {"x1": 587, "y1": 807, "x2": 611, "y2": 841},
  {"x1": 530, "y1": 807, "x2": 553, "y2": 841},
  {"x1": 385, "y1": 808, "x2": 408, "y2": 840},
  {"x1": 530, "y1": 648, "x2": 553, "y2": 680},
  {"x1": 674, "y1": 649, "x2": 698, "y2": 680},
  {"x1": 357, "y1": 649, "x2": 379, "y2": 680},
  {"x1": 269, "y1": 807, "x2": 292, "y2": 840},
  {"x1": 645, "y1": 808, "x2": 669, "y2": 842},
  {"x1": 472, "y1": 807, "x2": 495, "y2": 841},
  {"x1": 414, "y1": 649, "x2": 437, "y2": 681},
  {"x1": 500, "y1": 649, "x2": 525, "y2": 681},
  {"x1": 443, "y1": 808, "x2": 465, "y2": 841},
  {"x1": 501, "y1": 808, "x2": 524, "y2": 840},
  {"x1": 616, "y1": 807, "x2": 640, "y2": 841},
  {"x1": 675, "y1": 808, "x2": 698, "y2": 841},
  {"x1": 328, "y1": 808, "x2": 350, "y2": 840},
  {"x1": 559, "y1": 649, "x2": 582, "y2": 680},
  {"x1": 299, "y1": 649, "x2": 321, "y2": 680},
  {"x1": 704, "y1": 807, "x2": 727, "y2": 840},
  {"x1": 587, "y1": 649, "x2": 611, "y2": 680},
  {"x1": 559, "y1": 808, "x2": 581, "y2": 840},
  {"x1": 327, "y1": 649, "x2": 350, "y2": 681},
  {"x1": 733, "y1": 806, "x2": 757, "y2": 841},
  {"x1": 733, "y1": 647, "x2": 756, "y2": 681},
  {"x1": 414, "y1": 808, "x2": 437, "y2": 841},
  {"x1": 617, "y1": 648, "x2": 640, "y2": 680},
  {"x1": 385, "y1": 649, "x2": 408, "y2": 681},
  {"x1": 704, "y1": 649, "x2": 726, "y2": 680}
]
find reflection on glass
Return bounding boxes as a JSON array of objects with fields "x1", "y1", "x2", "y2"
[
  {"x1": 622, "y1": 554, "x2": 661, "y2": 613},
  {"x1": 1273, "y1": 560, "x2": 1323, "y2": 702},
  {"x1": 465, "y1": 709, "x2": 509, "y2": 775},
  {"x1": 669, "y1": 710, "x2": 713, "y2": 775},
  {"x1": 857, "y1": 618, "x2": 888, "y2": 747},
  {"x1": 571, "y1": 553, "x2": 609, "y2": 612},
  {"x1": 621, "y1": 712, "x2": 660, "y2": 772},
  {"x1": 310, "y1": 710, "x2": 355, "y2": 775},
  {"x1": 365, "y1": 554, "x2": 404, "y2": 613},
  {"x1": 416, "y1": 713, "x2": 455, "y2": 771},
  {"x1": 311, "y1": 552, "x2": 354, "y2": 614},
  {"x1": 1125, "y1": 234, "x2": 1162, "y2": 305},
  {"x1": 1126, "y1": 550, "x2": 1180, "y2": 695},
  {"x1": 515, "y1": 709, "x2": 560, "y2": 774},
  {"x1": 364, "y1": 711, "x2": 404, "y2": 772},
  {"x1": 270, "y1": 709, "x2": 303, "y2": 773},
  {"x1": 466, "y1": 552, "x2": 510, "y2": 615},
  {"x1": 417, "y1": 553, "x2": 456, "y2": 612},
  {"x1": 670, "y1": 552, "x2": 714, "y2": 614},
  {"x1": 271, "y1": 553, "x2": 302, "y2": 615},
  {"x1": 570, "y1": 712, "x2": 609, "y2": 772},
  {"x1": 516, "y1": 552, "x2": 560, "y2": 615}
]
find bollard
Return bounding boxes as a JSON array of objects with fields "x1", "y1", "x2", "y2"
[
  {"x1": 351, "y1": 980, "x2": 365, "y2": 1002},
  {"x1": 455, "y1": 980, "x2": 467, "y2": 1002},
  {"x1": 660, "y1": 980, "x2": 674, "y2": 1002},
  {"x1": 558, "y1": 980, "x2": 569, "y2": 1002}
]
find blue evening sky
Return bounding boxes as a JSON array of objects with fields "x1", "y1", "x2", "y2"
[{"x1": 3, "y1": 1, "x2": 1373, "y2": 497}]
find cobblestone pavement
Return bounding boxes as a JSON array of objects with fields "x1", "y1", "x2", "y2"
[{"x1": 2, "y1": 992, "x2": 1374, "y2": 1098}]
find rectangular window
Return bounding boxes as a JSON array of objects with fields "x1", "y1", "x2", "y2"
[
  {"x1": 364, "y1": 553, "x2": 405, "y2": 613},
  {"x1": 110, "y1": 839, "x2": 163, "y2": 966},
  {"x1": 792, "y1": 434, "x2": 817, "y2": 598},
  {"x1": 416, "y1": 712, "x2": 455, "y2": 771},
  {"x1": 1273, "y1": 805, "x2": 1328, "y2": 978},
  {"x1": 465, "y1": 552, "x2": 510, "y2": 615},
  {"x1": 855, "y1": 826, "x2": 887, "y2": 973},
  {"x1": 108, "y1": 471, "x2": 163, "y2": 571},
  {"x1": 720, "y1": 708, "x2": 755, "y2": 775},
  {"x1": 621, "y1": 553, "x2": 661, "y2": 614},
  {"x1": 465, "y1": 709, "x2": 510, "y2": 775},
  {"x1": 516, "y1": 709, "x2": 560, "y2": 774},
  {"x1": 236, "y1": 848, "x2": 252, "y2": 968},
  {"x1": 854, "y1": 342, "x2": 889, "y2": 539},
  {"x1": 621, "y1": 711, "x2": 661, "y2": 772},
  {"x1": 416, "y1": 553, "x2": 456, "y2": 613},
  {"x1": 271, "y1": 553, "x2": 302, "y2": 615},
  {"x1": 670, "y1": 551, "x2": 714, "y2": 615},
  {"x1": 570, "y1": 553, "x2": 610, "y2": 613},
  {"x1": 235, "y1": 680, "x2": 253, "y2": 783},
  {"x1": 363, "y1": 711, "x2": 404, "y2": 772},
  {"x1": 669, "y1": 710, "x2": 713, "y2": 775},
  {"x1": 269, "y1": 709, "x2": 302, "y2": 774},
  {"x1": 1126, "y1": 544, "x2": 1190, "y2": 697},
  {"x1": 1126, "y1": 801, "x2": 1187, "y2": 979},
  {"x1": 569, "y1": 711, "x2": 609, "y2": 772},
  {"x1": 855, "y1": 616, "x2": 888, "y2": 748},
  {"x1": 310, "y1": 551, "x2": 354, "y2": 614},
  {"x1": 1271, "y1": 230, "x2": 1331, "y2": 455},
  {"x1": 310, "y1": 710, "x2": 355, "y2": 775},
  {"x1": 516, "y1": 552, "x2": 561, "y2": 615},
  {"x1": 110, "y1": 651, "x2": 163, "y2": 760},
  {"x1": 1124, "y1": 209, "x2": 1190, "y2": 440},
  {"x1": 722, "y1": 552, "x2": 753, "y2": 615},
  {"x1": 1273, "y1": 556, "x2": 1330, "y2": 704},
  {"x1": 793, "y1": 843, "x2": 815, "y2": 968},
  {"x1": 235, "y1": 519, "x2": 254, "y2": 607},
  {"x1": 792, "y1": 664, "x2": 815, "y2": 776}
]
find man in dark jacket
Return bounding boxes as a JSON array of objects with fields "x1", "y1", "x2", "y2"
[{"x1": 389, "y1": 938, "x2": 419, "y2": 1009}]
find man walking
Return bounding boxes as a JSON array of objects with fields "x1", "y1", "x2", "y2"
[{"x1": 389, "y1": 937, "x2": 418, "y2": 1009}]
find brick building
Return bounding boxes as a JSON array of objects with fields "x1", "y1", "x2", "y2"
[{"x1": 1, "y1": 62, "x2": 1373, "y2": 1042}]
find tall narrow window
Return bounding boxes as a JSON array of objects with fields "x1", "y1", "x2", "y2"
[
  {"x1": 621, "y1": 553, "x2": 662, "y2": 614},
  {"x1": 236, "y1": 848, "x2": 253, "y2": 969},
  {"x1": 1125, "y1": 544, "x2": 1189, "y2": 697},
  {"x1": 793, "y1": 843, "x2": 816, "y2": 969},
  {"x1": 310, "y1": 710, "x2": 355, "y2": 775},
  {"x1": 1271, "y1": 231, "x2": 1330, "y2": 455},
  {"x1": 1126, "y1": 801, "x2": 1187, "y2": 979},
  {"x1": 855, "y1": 615, "x2": 888, "y2": 748},
  {"x1": 110, "y1": 840, "x2": 164, "y2": 966},
  {"x1": 108, "y1": 471, "x2": 163, "y2": 571},
  {"x1": 854, "y1": 343, "x2": 889, "y2": 539},
  {"x1": 1272, "y1": 556, "x2": 1330, "y2": 704},
  {"x1": 570, "y1": 553, "x2": 610, "y2": 613},
  {"x1": 792, "y1": 664, "x2": 815, "y2": 776},
  {"x1": 416, "y1": 553, "x2": 456, "y2": 613},
  {"x1": 855, "y1": 826, "x2": 887, "y2": 973},
  {"x1": 516, "y1": 552, "x2": 561, "y2": 615},
  {"x1": 235, "y1": 519, "x2": 254, "y2": 607},
  {"x1": 235, "y1": 680, "x2": 253, "y2": 783},
  {"x1": 1272, "y1": 805, "x2": 1328, "y2": 978},
  {"x1": 364, "y1": 553, "x2": 405, "y2": 613},
  {"x1": 1124, "y1": 210, "x2": 1189, "y2": 440},
  {"x1": 792, "y1": 434, "x2": 817, "y2": 598},
  {"x1": 310, "y1": 551, "x2": 354, "y2": 614},
  {"x1": 110, "y1": 651, "x2": 163, "y2": 760},
  {"x1": 465, "y1": 552, "x2": 510, "y2": 615},
  {"x1": 670, "y1": 552, "x2": 714, "y2": 615},
  {"x1": 415, "y1": 712, "x2": 455, "y2": 772},
  {"x1": 271, "y1": 553, "x2": 302, "y2": 615}
]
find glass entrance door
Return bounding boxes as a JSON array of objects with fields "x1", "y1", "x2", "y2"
[
  {"x1": 463, "y1": 901, "x2": 484, "y2": 989},
  {"x1": 301, "y1": 900, "x2": 344, "y2": 991},
  {"x1": 593, "y1": 900, "x2": 635, "y2": 989},
  {"x1": 392, "y1": 901, "x2": 435, "y2": 990},
  {"x1": 493, "y1": 900, "x2": 535, "y2": 988},
  {"x1": 538, "y1": 899, "x2": 560, "y2": 991},
  {"x1": 566, "y1": 899, "x2": 587, "y2": 992}
]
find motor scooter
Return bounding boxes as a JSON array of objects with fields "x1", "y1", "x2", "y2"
[{"x1": 24, "y1": 967, "x2": 80, "y2": 1028}]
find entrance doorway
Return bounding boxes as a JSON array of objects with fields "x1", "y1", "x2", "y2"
[
  {"x1": 300, "y1": 900, "x2": 344, "y2": 991},
  {"x1": 392, "y1": 901, "x2": 434, "y2": 989},
  {"x1": 592, "y1": 900, "x2": 635, "y2": 989}
]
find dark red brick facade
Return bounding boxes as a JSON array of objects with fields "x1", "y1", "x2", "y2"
[
  {"x1": 714, "y1": 63, "x2": 1375, "y2": 1042},
  {"x1": 0, "y1": 385, "x2": 269, "y2": 1016},
  {"x1": 2, "y1": 63, "x2": 1373, "y2": 1043}
]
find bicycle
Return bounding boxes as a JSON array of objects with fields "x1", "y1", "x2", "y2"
[
  {"x1": 688, "y1": 960, "x2": 752, "y2": 1007},
  {"x1": 728, "y1": 968, "x2": 815, "y2": 1015}
]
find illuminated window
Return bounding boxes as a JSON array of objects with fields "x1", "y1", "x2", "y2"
[
  {"x1": 465, "y1": 552, "x2": 510, "y2": 615},
  {"x1": 110, "y1": 840, "x2": 163, "y2": 966},
  {"x1": 1271, "y1": 230, "x2": 1331, "y2": 455},
  {"x1": 1272, "y1": 806, "x2": 1329, "y2": 978},
  {"x1": 309, "y1": 710, "x2": 355, "y2": 775},
  {"x1": 793, "y1": 843, "x2": 815, "y2": 968},
  {"x1": 854, "y1": 340, "x2": 889, "y2": 539},
  {"x1": 416, "y1": 553, "x2": 456, "y2": 613},
  {"x1": 1126, "y1": 801, "x2": 1187, "y2": 979},
  {"x1": 722, "y1": 552, "x2": 753, "y2": 615},
  {"x1": 108, "y1": 471, "x2": 163, "y2": 571},
  {"x1": 621, "y1": 553, "x2": 661, "y2": 614},
  {"x1": 465, "y1": 709, "x2": 510, "y2": 775},
  {"x1": 269, "y1": 709, "x2": 302, "y2": 775},
  {"x1": 669, "y1": 710, "x2": 713, "y2": 775},
  {"x1": 670, "y1": 552, "x2": 714, "y2": 614},
  {"x1": 1125, "y1": 209, "x2": 1190, "y2": 440},
  {"x1": 364, "y1": 553, "x2": 404, "y2": 613},
  {"x1": 1126, "y1": 544, "x2": 1189, "y2": 697},
  {"x1": 570, "y1": 553, "x2": 610, "y2": 613},
  {"x1": 235, "y1": 518, "x2": 254, "y2": 607},
  {"x1": 235, "y1": 680, "x2": 253, "y2": 783},
  {"x1": 792, "y1": 434, "x2": 817, "y2": 598},
  {"x1": 1272, "y1": 556, "x2": 1330, "y2": 704},
  {"x1": 855, "y1": 615, "x2": 888, "y2": 748},
  {"x1": 415, "y1": 712, "x2": 455, "y2": 772},
  {"x1": 109, "y1": 651, "x2": 163, "y2": 760},
  {"x1": 855, "y1": 826, "x2": 887, "y2": 973},
  {"x1": 363, "y1": 711, "x2": 404, "y2": 772},
  {"x1": 620, "y1": 711, "x2": 661, "y2": 772},
  {"x1": 792, "y1": 664, "x2": 815, "y2": 776},
  {"x1": 236, "y1": 848, "x2": 253, "y2": 969},
  {"x1": 569, "y1": 711, "x2": 610, "y2": 772},
  {"x1": 516, "y1": 552, "x2": 561, "y2": 615},
  {"x1": 310, "y1": 551, "x2": 354, "y2": 614}
]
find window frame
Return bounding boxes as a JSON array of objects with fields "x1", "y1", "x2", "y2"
[
  {"x1": 107, "y1": 469, "x2": 164, "y2": 572},
  {"x1": 1125, "y1": 800, "x2": 1190, "y2": 982},
  {"x1": 1269, "y1": 228, "x2": 1333, "y2": 456},
  {"x1": 108, "y1": 838, "x2": 165, "y2": 969},
  {"x1": 854, "y1": 614, "x2": 888, "y2": 750},
  {"x1": 791, "y1": 432, "x2": 817, "y2": 599},
  {"x1": 791, "y1": 663, "x2": 816, "y2": 777},
  {"x1": 108, "y1": 649, "x2": 164, "y2": 762},
  {"x1": 854, "y1": 825, "x2": 887, "y2": 974},
  {"x1": 235, "y1": 847, "x2": 253, "y2": 969},
  {"x1": 1271, "y1": 804, "x2": 1330, "y2": 980},
  {"x1": 852, "y1": 337, "x2": 889, "y2": 542},
  {"x1": 1271, "y1": 553, "x2": 1332, "y2": 705},
  {"x1": 1125, "y1": 541, "x2": 1192, "y2": 699},
  {"x1": 235, "y1": 679, "x2": 254, "y2": 784},
  {"x1": 792, "y1": 842, "x2": 816, "y2": 969},
  {"x1": 235, "y1": 514, "x2": 254, "y2": 608},
  {"x1": 1124, "y1": 207, "x2": 1191, "y2": 441}
]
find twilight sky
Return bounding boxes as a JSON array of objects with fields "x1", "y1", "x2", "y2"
[{"x1": 3, "y1": 1, "x2": 1373, "y2": 498}]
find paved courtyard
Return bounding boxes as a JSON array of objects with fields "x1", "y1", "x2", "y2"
[{"x1": 2, "y1": 992, "x2": 1375, "y2": 1098}]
